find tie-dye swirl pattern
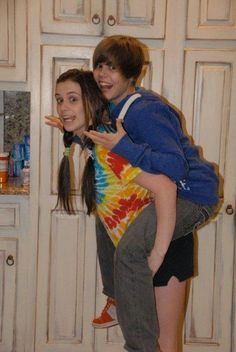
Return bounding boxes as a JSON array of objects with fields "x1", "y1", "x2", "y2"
[{"x1": 94, "y1": 143, "x2": 153, "y2": 247}]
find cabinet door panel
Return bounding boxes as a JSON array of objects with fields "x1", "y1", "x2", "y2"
[
  {"x1": 0, "y1": 204, "x2": 20, "y2": 228},
  {"x1": 0, "y1": 0, "x2": 26, "y2": 82},
  {"x1": 104, "y1": 0, "x2": 166, "y2": 38},
  {"x1": 187, "y1": 0, "x2": 236, "y2": 39},
  {"x1": 41, "y1": 45, "x2": 94, "y2": 195},
  {"x1": 0, "y1": 239, "x2": 17, "y2": 352},
  {"x1": 41, "y1": 0, "x2": 103, "y2": 35},
  {"x1": 48, "y1": 212, "x2": 85, "y2": 343}
]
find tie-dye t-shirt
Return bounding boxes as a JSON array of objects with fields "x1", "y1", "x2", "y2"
[{"x1": 93, "y1": 127, "x2": 153, "y2": 247}]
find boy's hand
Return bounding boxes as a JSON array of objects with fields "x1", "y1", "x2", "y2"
[
  {"x1": 45, "y1": 115, "x2": 64, "y2": 132},
  {"x1": 83, "y1": 119, "x2": 126, "y2": 150}
]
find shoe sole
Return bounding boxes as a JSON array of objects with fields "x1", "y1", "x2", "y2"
[{"x1": 92, "y1": 320, "x2": 119, "y2": 329}]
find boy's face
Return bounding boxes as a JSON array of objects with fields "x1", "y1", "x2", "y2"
[
  {"x1": 55, "y1": 80, "x2": 86, "y2": 136},
  {"x1": 93, "y1": 62, "x2": 135, "y2": 105}
]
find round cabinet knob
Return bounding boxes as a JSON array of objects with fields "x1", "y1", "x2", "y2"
[
  {"x1": 92, "y1": 13, "x2": 101, "y2": 24},
  {"x1": 107, "y1": 15, "x2": 116, "y2": 26},
  {"x1": 6, "y1": 255, "x2": 14, "y2": 266},
  {"x1": 226, "y1": 204, "x2": 234, "y2": 215}
]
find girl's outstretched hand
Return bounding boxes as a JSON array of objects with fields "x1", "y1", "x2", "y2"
[
  {"x1": 45, "y1": 115, "x2": 64, "y2": 132},
  {"x1": 83, "y1": 119, "x2": 126, "y2": 150}
]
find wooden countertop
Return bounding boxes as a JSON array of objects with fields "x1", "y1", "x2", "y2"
[{"x1": 0, "y1": 177, "x2": 29, "y2": 195}]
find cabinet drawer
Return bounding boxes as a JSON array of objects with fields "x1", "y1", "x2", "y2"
[{"x1": 0, "y1": 204, "x2": 20, "y2": 228}]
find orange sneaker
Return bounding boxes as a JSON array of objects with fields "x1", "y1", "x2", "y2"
[{"x1": 92, "y1": 297, "x2": 118, "y2": 328}]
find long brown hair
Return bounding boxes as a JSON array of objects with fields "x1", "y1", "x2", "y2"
[{"x1": 55, "y1": 69, "x2": 109, "y2": 214}]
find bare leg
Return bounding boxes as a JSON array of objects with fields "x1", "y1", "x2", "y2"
[{"x1": 155, "y1": 276, "x2": 187, "y2": 352}]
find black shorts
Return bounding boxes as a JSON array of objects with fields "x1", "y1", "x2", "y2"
[{"x1": 153, "y1": 233, "x2": 194, "y2": 287}]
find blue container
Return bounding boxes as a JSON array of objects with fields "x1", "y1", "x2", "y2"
[
  {"x1": 12, "y1": 143, "x2": 24, "y2": 161},
  {"x1": 23, "y1": 135, "x2": 30, "y2": 161},
  {"x1": 13, "y1": 160, "x2": 22, "y2": 177}
]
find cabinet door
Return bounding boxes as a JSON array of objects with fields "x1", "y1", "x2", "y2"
[
  {"x1": 0, "y1": 0, "x2": 26, "y2": 81},
  {"x1": 0, "y1": 197, "x2": 34, "y2": 352},
  {"x1": 36, "y1": 45, "x2": 98, "y2": 352},
  {"x1": 187, "y1": 0, "x2": 236, "y2": 39},
  {"x1": 182, "y1": 49, "x2": 236, "y2": 352},
  {"x1": 41, "y1": 0, "x2": 103, "y2": 35},
  {"x1": 104, "y1": 0, "x2": 166, "y2": 38},
  {"x1": 0, "y1": 239, "x2": 17, "y2": 352}
]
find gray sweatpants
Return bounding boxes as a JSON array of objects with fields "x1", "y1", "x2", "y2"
[{"x1": 96, "y1": 198, "x2": 215, "y2": 352}]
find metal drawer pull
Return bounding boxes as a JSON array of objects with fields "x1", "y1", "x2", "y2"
[
  {"x1": 107, "y1": 15, "x2": 116, "y2": 26},
  {"x1": 6, "y1": 255, "x2": 14, "y2": 266},
  {"x1": 226, "y1": 204, "x2": 234, "y2": 215},
  {"x1": 92, "y1": 13, "x2": 101, "y2": 24}
]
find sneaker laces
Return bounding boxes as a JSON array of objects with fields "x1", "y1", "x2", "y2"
[{"x1": 103, "y1": 298, "x2": 115, "y2": 313}]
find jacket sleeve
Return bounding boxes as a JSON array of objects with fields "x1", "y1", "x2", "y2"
[{"x1": 111, "y1": 103, "x2": 189, "y2": 181}]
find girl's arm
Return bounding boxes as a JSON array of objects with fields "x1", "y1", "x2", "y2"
[{"x1": 134, "y1": 172, "x2": 177, "y2": 274}]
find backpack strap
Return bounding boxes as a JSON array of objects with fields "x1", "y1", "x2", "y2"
[{"x1": 117, "y1": 93, "x2": 141, "y2": 120}]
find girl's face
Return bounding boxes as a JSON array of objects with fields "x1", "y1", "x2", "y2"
[
  {"x1": 55, "y1": 80, "x2": 86, "y2": 136},
  {"x1": 93, "y1": 62, "x2": 135, "y2": 105}
]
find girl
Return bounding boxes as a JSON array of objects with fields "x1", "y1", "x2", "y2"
[{"x1": 53, "y1": 68, "x2": 179, "y2": 352}]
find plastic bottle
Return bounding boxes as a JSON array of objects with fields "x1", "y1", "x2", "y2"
[
  {"x1": 0, "y1": 152, "x2": 9, "y2": 183},
  {"x1": 21, "y1": 167, "x2": 30, "y2": 186}
]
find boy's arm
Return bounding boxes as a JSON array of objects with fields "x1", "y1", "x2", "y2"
[
  {"x1": 134, "y1": 172, "x2": 177, "y2": 274},
  {"x1": 84, "y1": 118, "x2": 189, "y2": 181}
]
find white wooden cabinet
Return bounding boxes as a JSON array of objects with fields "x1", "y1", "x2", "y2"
[
  {"x1": 0, "y1": 0, "x2": 236, "y2": 351},
  {"x1": 37, "y1": 1, "x2": 236, "y2": 351},
  {"x1": 41, "y1": 0, "x2": 166, "y2": 38},
  {"x1": 0, "y1": 197, "x2": 32, "y2": 352},
  {"x1": 0, "y1": 0, "x2": 27, "y2": 82}
]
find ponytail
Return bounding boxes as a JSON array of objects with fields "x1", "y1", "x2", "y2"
[
  {"x1": 56, "y1": 130, "x2": 75, "y2": 214},
  {"x1": 81, "y1": 153, "x2": 96, "y2": 215},
  {"x1": 81, "y1": 126, "x2": 96, "y2": 215}
]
